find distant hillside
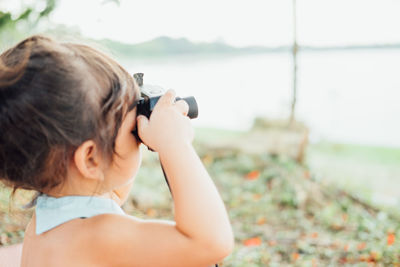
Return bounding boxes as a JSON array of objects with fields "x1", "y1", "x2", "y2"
[
  {"x1": 99, "y1": 36, "x2": 400, "y2": 59},
  {"x1": 35, "y1": 24, "x2": 400, "y2": 59},
  {"x1": 302, "y1": 43, "x2": 400, "y2": 51},
  {"x1": 99, "y1": 36, "x2": 288, "y2": 58}
]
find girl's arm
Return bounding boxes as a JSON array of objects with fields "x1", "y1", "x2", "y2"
[
  {"x1": 138, "y1": 89, "x2": 234, "y2": 252},
  {"x1": 89, "y1": 90, "x2": 233, "y2": 266},
  {"x1": 158, "y1": 141, "x2": 234, "y2": 251}
]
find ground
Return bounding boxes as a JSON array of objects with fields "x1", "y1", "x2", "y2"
[{"x1": 1, "y1": 127, "x2": 400, "y2": 266}]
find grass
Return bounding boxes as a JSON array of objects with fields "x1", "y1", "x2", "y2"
[
  {"x1": 307, "y1": 142, "x2": 400, "y2": 207},
  {"x1": 197, "y1": 141, "x2": 400, "y2": 265},
  {"x1": 1, "y1": 127, "x2": 400, "y2": 265},
  {"x1": 194, "y1": 127, "x2": 245, "y2": 140},
  {"x1": 308, "y1": 142, "x2": 400, "y2": 166}
]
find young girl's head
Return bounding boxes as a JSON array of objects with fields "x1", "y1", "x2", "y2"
[{"x1": 0, "y1": 35, "x2": 141, "y2": 199}]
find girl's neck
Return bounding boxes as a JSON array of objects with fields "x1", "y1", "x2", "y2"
[{"x1": 44, "y1": 168, "x2": 110, "y2": 199}]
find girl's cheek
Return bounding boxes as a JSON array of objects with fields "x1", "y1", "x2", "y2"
[
  {"x1": 125, "y1": 148, "x2": 142, "y2": 181},
  {"x1": 109, "y1": 148, "x2": 141, "y2": 188},
  {"x1": 119, "y1": 132, "x2": 140, "y2": 156}
]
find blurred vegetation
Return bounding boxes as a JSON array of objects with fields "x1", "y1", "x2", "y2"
[
  {"x1": 0, "y1": 0, "x2": 57, "y2": 49},
  {"x1": 1, "y1": 127, "x2": 400, "y2": 266}
]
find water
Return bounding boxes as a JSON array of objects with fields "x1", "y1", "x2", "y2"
[{"x1": 124, "y1": 49, "x2": 400, "y2": 148}]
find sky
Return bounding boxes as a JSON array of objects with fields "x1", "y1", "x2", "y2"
[
  {"x1": 3, "y1": 0, "x2": 399, "y2": 47},
  {"x1": 1, "y1": 0, "x2": 400, "y2": 148}
]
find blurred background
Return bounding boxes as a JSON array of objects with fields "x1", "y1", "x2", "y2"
[{"x1": 1, "y1": 0, "x2": 400, "y2": 265}]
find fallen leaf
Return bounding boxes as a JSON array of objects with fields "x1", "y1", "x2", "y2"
[
  {"x1": 357, "y1": 242, "x2": 366, "y2": 250},
  {"x1": 146, "y1": 208, "x2": 157, "y2": 217},
  {"x1": 312, "y1": 258, "x2": 317, "y2": 267},
  {"x1": 311, "y1": 232, "x2": 318, "y2": 239},
  {"x1": 243, "y1": 237, "x2": 262, "y2": 247},
  {"x1": 369, "y1": 251, "x2": 378, "y2": 262},
  {"x1": 359, "y1": 254, "x2": 368, "y2": 262},
  {"x1": 245, "y1": 170, "x2": 260, "y2": 180},
  {"x1": 256, "y1": 217, "x2": 266, "y2": 225},
  {"x1": 253, "y1": 194, "x2": 262, "y2": 200},
  {"x1": 202, "y1": 155, "x2": 214, "y2": 165},
  {"x1": 292, "y1": 253, "x2": 300, "y2": 261},
  {"x1": 388, "y1": 233, "x2": 395, "y2": 246},
  {"x1": 330, "y1": 241, "x2": 340, "y2": 249},
  {"x1": 0, "y1": 233, "x2": 10, "y2": 245}
]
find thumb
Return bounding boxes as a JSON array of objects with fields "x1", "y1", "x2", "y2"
[{"x1": 137, "y1": 115, "x2": 149, "y2": 136}]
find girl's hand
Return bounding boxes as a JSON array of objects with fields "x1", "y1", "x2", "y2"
[{"x1": 137, "y1": 89, "x2": 194, "y2": 153}]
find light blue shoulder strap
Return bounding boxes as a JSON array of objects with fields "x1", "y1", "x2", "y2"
[{"x1": 35, "y1": 194, "x2": 125, "y2": 235}]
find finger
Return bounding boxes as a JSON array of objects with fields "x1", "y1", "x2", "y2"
[
  {"x1": 174, "y1": 100, "x2": 189, "y2": 116},
  {"x1": 136, "y1": 115, "x2": 149, "y2": 138},
  {"x1": 158, "y1": 89, "x2": 176, "y2": 106}
]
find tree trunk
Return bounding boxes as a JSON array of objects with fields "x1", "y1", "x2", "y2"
[{"x1": 290, "y1": 0, "x2": 298, "y2": 125}]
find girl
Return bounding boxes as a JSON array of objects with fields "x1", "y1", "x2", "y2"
[{"x1": 0, "y1": 35, "x2": 234, "y2": 267}]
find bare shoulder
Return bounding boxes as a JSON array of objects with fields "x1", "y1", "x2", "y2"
[{"x1": 83, "y1": 213, "x2": 221, "y2": 267}]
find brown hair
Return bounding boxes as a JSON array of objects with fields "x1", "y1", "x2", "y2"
[{"x1": 0, "y1": 35, "x2": 139, "y2": 201}]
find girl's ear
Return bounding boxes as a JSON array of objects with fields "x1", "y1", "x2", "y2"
[{"x1": 73, "y1": 140, "x2": 105, "y2": 181}]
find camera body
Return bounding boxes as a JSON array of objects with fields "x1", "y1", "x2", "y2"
[{"x1": 133, "y1": 73, "x2": 198, "y2": 119}]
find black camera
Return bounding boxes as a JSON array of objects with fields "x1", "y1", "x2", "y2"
[
  {"x1": 131, "y1": 73, "x2": 198, "y2": 142},
  {"x1": 133, "y1": 73, "x2": 198, "y2": 119}
]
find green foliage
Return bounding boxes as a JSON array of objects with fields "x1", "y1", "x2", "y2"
[
  {"x1": 0, "y1": 0, "x2": 56, "y2": 29},
  {"x1": 39, "y1": 0, "x2": 56, "y2": 17},
  {"x1": 0, "y1": 12, "x2": 12, "y2": 29},
  {"x1": 0, "y1": 0, "x2": 57, "y2": 49},
  {"x1": 17, "y1": 8, "x2": 33, "y2": 21}
]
